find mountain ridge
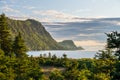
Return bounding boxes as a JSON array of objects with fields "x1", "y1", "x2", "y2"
[
  {"x1": 7, "y1": 18, "x2": 64, "y2": 50},
  {"x1": 7, "y1": 18, "x2": 83, "y2": 50}
]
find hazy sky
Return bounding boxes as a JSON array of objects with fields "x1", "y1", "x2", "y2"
[
  {"x1": 0, "y1": 0, "x2": 120, "y2": 51},
  {"x1": 1, "y1": 0, "x2": 120, "y2": 21}
]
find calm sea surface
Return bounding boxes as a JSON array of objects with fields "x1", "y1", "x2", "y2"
[{"x1": 27, "y1": 50, "x2": 97, "y2": 59}]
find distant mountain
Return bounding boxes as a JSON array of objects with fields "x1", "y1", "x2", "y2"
[
  {"x1": 7, "y1": 18, "x2": 64, "y2": 50},
  {"x1": 58, "y1": 40, "x2": 84, "y2": 50}
]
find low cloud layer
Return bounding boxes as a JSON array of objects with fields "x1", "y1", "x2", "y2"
[
  {"x1": 1, "y1": 5, "x2": 19, "y2": 13},
  {"x1": 43, "y1": 18, "x2": 120, "y2": 51},
  {"x1": 32, "y1": 10, "x2": 79, "y2": 22},
  {"x1": 74, "y1": 40, "x2": 106, "y2": 51}
]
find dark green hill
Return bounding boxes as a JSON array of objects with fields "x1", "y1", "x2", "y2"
[
  {"x1": 58, "y1": 40, "x2": 84, "y2": 50},
  {"x1": 7, "y1": 18, "x2": 64, "y2": 50}
]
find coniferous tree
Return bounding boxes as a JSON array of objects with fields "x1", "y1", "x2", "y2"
[
  {"x1": 106, "y1": 31, "x2": 120, "y2": 59},
  {"x1": 106, "y1": 31, "x2": 120, "y2": 80},
  {"x1": 0, "y1": 13, "x2": 12, "y2": 56},
  {"x1": 13, "y1": 32, "x2": 28, "y2": 58},
  {"x1": 0, "y1": 49, "x2": 4, "y2": 57},
  {"x1": 95, "y1": 48, "x2": 115, "y2": 60}
]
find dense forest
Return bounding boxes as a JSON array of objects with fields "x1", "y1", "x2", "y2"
[{"x1": 0, "y1": 13, "x2": 120, "y2": 80}]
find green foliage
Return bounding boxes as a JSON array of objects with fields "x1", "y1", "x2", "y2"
[
  {"x1": 78, "y1": 69, "x2": 91, "y2": 80},
  {"x1": 49, "y1": 70, "x2": 64, "y2": 80},
  {"x1": 7, "y1": 18, "x2": 64, "y2": 50},
  {"x1": 0, "y1": 13, "x2": 44, "y2": 80},
  {"x1": 13, "y1": 32, "x2": 28, "y2": 58},
  {"x1": 106, "y1": 31, "x2": 120, "y2": 59},
  {"x1": 64, "y1": 69, "x2": 80, "y2": 80},
  {"x1": 94, "y1": 73, "x2": 110, "y2": 80},
  {"x1": 0, "y1": 13, "x2": 119, "y2": 80},
  {"x1": 0, "y1": 13, "x2": 12, "y2": 56},
  {"x1": 95, "y1": 48, "x2": 115, "y2": 60},
  {"x1": 106, "y1": 31, "x2": 120, "y2": 49},
  {"x1": 106, "y1": 31, "x2": 120, "y2": 80},
  {"x1": 110, "y1": 61, "x2": 120, "y2": 80},
  {"x1": 0, "y1": 49, "x2": 4, "y2": 57}
]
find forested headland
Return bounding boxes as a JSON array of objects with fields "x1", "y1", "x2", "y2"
[
  {"x1": 0, "y1": 13, "x2": 120, "y2": 80},
  {"x1": 6, "y1": 16, "x2": 83, "y2": 50}
]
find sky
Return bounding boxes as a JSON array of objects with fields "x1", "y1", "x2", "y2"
[{"x1": 0, "y1": 0, "x2": 120, "y2": 51}]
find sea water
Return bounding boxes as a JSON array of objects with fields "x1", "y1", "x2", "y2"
[{"x1": 27, "y1": 50, "x2": 97, "y2": 59}]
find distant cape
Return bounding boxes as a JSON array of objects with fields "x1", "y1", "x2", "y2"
[{"x1": 58, "y1": 40, "x2": 84, "y2": 50}]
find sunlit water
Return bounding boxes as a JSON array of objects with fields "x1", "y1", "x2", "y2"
[{"x1": 27, "y1": 50, "x2": 97, "y2": 59}]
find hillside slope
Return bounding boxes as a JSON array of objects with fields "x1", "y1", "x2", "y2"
[
  {"x1": 59, "y1": 40, "x2": 84, "y2": 50},
  {"x1": 7, "y1": 18, "x2": 64, "y2": 50}
]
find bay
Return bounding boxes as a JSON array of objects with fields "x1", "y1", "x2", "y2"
[{"x1": 27, "y1": 50, "x2": 97, "y2": 59}]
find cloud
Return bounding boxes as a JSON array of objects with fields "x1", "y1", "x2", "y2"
[
  {"x1": 92, "y1": 0, "x2": 109, "y2": 2},
  {"x1": 33, "y1": 10, "x2": 106, "y2": 22},
  {"x1": 74, "y1": 40, "x2": 105, "y2": 46},
  {"x1": 43, "y1": 19, "x2": 120, "y2": 42},
  {"x1": 2, "y1": 5, "x2": 20, "y2": 13},
  {"x1": 0, "y1": 0, "x2": 7, "y2": 4},
  {"x1": 116, "y1": 22, "x2": 120, "y2": 26},
  {"x1": 33, "y1": 10, "x2": 80, "y2": 22},
  {"x1": 33, "y1": 10, "x2": 75, "y2": 18},
  {"x1": 9, "y1": 15, "x2": 29, "y2": 20},
  {"x1": 72, "y1": 9, "x2": 92, "y2": 15},
  {"x1": 56, "y1": 39, "x2": 106, "y2": 51},
  {"x1": 74, "y1": 40, "x2": 106, "y2": 51},
  {"x1": 23, "y1": 6, "x2": 36, "y2": 10},
  {"x1": 43, "y1": 22, "x2": 66, "y2": 26},
  {"x1": 77, "y1": 33, "x2": 103, "y2": 37}
]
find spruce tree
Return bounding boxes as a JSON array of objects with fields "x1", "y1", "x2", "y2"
[
  {"x1": 0, "y1": 13, "x2": 12, "y2": 56},
  {"x1": 106, "y1": 31, "x2": 120, "y2": 80},
  {"x1": 106, "y1": 31, "x2": 120, "y2": 60},
  {"x1": 13, "y1": 32, "x2": 28, "y2": 58},
  {"x1": 0, "y1": 49, "x2": 4, "y2": 57}
]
